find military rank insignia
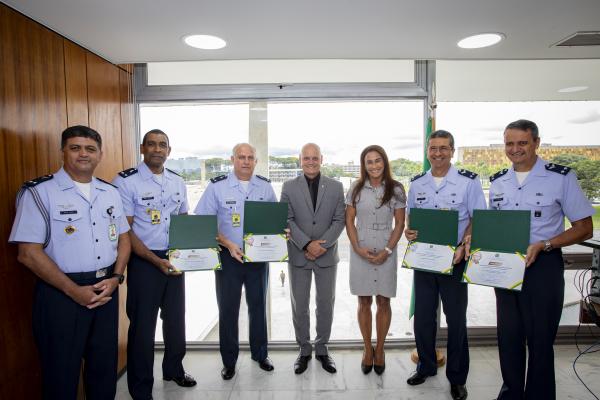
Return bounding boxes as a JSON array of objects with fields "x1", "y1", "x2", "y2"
[{"x1": 64, "y1": 225, "x2": 76, "y2": 235}]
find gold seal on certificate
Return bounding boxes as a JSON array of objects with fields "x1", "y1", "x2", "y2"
[
  {"x1": 401, "y1": 208, "x2": 459, "y2": 275},
  {"x1": 168, "y1": 248, "x2": 221, "y2": 271},
  {"x1": 463, "y1": 210, "x2": 530, "y2": 291},
  {"x1": 243, "y1": 201, "x2": 288, "y2": 262},
  {"x1": 168, "y1": 214, "x2": 221, "y2": 272}
]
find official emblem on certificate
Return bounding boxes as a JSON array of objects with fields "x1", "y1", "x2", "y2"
[
  {"x1": 401, "y1": 208, "x2": 459, "y2": 275},
  {"x1": 462, "y1": 210, "x2": 530, "y2": 291}
]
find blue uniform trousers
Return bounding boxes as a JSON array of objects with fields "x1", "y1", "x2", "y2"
[
  {"x1": 495, "y1": 250, "x2": 564, "y2": 400},
  {"x1": 33, "y1": 273, "x2": 118, "y2": 400},
  {"x1": 127, "y1": 252, "x2": 186, "y2": 400},
  {"x1": 216, "y1": 249, "x2": 269, "y2": 368},
  {"x1": 414, "y1": 260, "x2": 469, "y2": 384}
]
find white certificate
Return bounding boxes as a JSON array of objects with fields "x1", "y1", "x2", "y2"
[
  {"x1": 168, "y1": 248, "x2": 221, "y2": 271},
  {"x1": 401, "y1": 241, "x2": 455, "y2": 275},
  {"x1": 463, "y1": 250, "x2": 525, "y2": 290},
  {"x1": 243, "y1": 234, "x2": 288, "y2": 262}
]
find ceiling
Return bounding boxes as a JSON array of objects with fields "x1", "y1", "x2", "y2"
[{"x1": 4, "y1": 0, "x2": 600, "y2": 64}]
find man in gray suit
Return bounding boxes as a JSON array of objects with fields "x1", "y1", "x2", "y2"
[{"x1": 280, "y1": 143, "x2": 346, "y2": 374}]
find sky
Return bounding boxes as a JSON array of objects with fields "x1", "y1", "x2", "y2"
[{"x1": 140, "y1": 100, "x2": 600, "y2": 164}]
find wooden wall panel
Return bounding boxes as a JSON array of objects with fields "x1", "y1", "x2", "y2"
[
  {"x1": 0, "y1": 4, "x2": 68, "y2": 399},
  {"x1": 1, "y1": 3, "x2": 137, "y2": 397},
  {"x1": 87, "y1": 52, "x2": 124, "y2": 180},
  {"x1": 64, "y1": 40, "x2": 89, "y2": 127}
]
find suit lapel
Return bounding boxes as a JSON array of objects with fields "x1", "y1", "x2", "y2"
[
  {"x1": 315, "y1": 176, "x2": 327, "y2": 213},
  {"x1": 298, "y1": 175, "x2": 314, "y2": 213}
]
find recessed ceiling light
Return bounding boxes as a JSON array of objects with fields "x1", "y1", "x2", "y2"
[
  {"x1": 557, "y1": 86, "x2": 589, "y2": 93},
  {"x1": 457, "y1": 33, "x2": 505, "y2": 49},
  {"x1": 183, "y1": 34, "x2": 226, "y2": 50}
]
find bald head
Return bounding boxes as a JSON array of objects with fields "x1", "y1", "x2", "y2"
[{"x1": 300, "y1": 143, "x2": 323, "y2": 179}]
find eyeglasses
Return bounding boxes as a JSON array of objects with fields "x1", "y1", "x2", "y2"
[{"x1": 428, "y1": 146, "x2": 453, "y2": 153}]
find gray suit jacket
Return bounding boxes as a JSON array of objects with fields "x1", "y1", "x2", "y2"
[{"x1": 280, "y1": 174, "x2": 346, "y2": 267}]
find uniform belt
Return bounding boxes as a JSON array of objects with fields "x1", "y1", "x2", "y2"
[
  {"x1": 364, "y1": 223, "x2": 391, "y2": 231},
  {"x1": 65, "y1": 264, "x2": 115, "y2": 283}
]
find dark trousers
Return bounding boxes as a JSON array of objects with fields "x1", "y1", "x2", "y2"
[
  {"x1": 414, "y1": 260, "x2": 469, "y2": 385},
  {"x1": 33, "y1": 277, "x2": 118, "y2": 400},
  {"x1": 216, "y1": 249, "x2": 269, "y2": 368},
  {"x1": 127, "y1": 252, "x2": 186, "y2": 400},
  {"x1": 495, "y1": 250, "x2": 564, "y2": 400}
]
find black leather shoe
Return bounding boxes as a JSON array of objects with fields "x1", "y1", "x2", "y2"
[
  {"x1": 294, "y1": 354, "x2": 311, "y2": 374},
  {"x1": 407, "y1": 371, "x2": 431, "y2": 385},
  {"x1": 450, "y1": 384, "x2": 468, "y2": 400},
  {"x1": 258, "y1": 357, "x2": 274, "y2": 371},
  {"x1": 221, "y1": 366, "x2": 235, "y2": 380},
  {"x1": 315, "y1": 354, "x2": 337, "y2": 373},
  {"x1": 163, "y1": 373, "x2": 197, "y2": 387}
]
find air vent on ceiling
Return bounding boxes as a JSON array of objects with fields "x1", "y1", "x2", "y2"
[{"x1": 554, "y1": 31, "x2": 600, "y2": 47}]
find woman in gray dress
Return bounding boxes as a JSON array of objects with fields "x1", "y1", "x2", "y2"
[{"x1": 345, "y1": 145, "x2": 406, "y2": 375}]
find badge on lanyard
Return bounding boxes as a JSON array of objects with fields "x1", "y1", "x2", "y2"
[
  {"x1": 151, "y1": 210, "x2": 161, "y2": 225},
  {"x1": 108, "y1": 224, "x2": 118, "y2": 241},
  {"x1": 232, "y1": 213, "x2": 241, "y2": 227}
]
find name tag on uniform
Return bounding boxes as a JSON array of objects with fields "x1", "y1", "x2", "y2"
[
  {"x1": 151, "y1": 210, "x2": 161, "y2": 225},
  {"x1": 232, "y1": 213, "x2": 241, "y2": 227},
  {"x1": 109, "y1": 224, "x2": 118, "y2": 241}
]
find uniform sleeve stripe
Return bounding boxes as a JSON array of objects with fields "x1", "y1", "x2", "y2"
[{"x1": 28, "y1": 187, "x2": 51, "y2": 248}]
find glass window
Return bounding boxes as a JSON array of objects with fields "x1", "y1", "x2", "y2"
[
  {"x1": 267, "y1": 100, "x2": 424, "y2": 340},
  {"x1": 437, "y1": 100, "x2": 600, "y2": 328},
  {"x1": 139, "y1": 103, "x2": 249, "y2": 342}
]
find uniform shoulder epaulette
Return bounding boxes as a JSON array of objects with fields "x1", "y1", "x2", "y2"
[
  {"x1": 118, "y1": 168, "x2": 138, "y2": 178},
  {"x1": 210, "y1": 174, "x2": 228, "y2": 184},
  {"x1": 490, "y1": 168, "x2": 509, "y2": 182},
  {"x1": 545, "y1": 163, "x2": 571, "y2": 175},
  {"x1": 166, "y1": 168, "x2": 181, "y2": 177},
  {"x1": 256, "y1": 174, "x2": 271, "y2": 183},
  {"x1": 410, "y1": 172, "x2": 426, "y2": 182},
  {"x1": 457, "y1": 169, "x2": 478, "y2": 180},
  {"x1": 96, "y1": 177, "x2": 118, "y2": 188},
  {"x1": 24, "y1": 174, "x2": 53, "y2": 187}
]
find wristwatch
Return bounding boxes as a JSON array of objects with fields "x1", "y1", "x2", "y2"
[
  {"x1": 384, "y1": 246, "x2": 393, "y2": 255},
  {"x1": 542, "y1": 240, "x2": 553, "y2": 252},
  {"x1": 111, "y1": 273, "x2": 125, "y2": 284}
]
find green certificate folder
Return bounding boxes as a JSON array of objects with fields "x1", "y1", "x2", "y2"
[
  {"x1": 243, "y1": 201, "x2": 288, "y2": 234},
  {"x1": 168, "y1": 215, "x2": 218, "y2": 249},
  {"x1": 243, "y1": 201, "x2": 288, "y2": 262},
  {"x1": 464, "y1": 210, "x2": 530, "y2": 290},
  {"x1": 402, "y1": 208, "x2": 459, "y2": 275},
  {"x1": 168, "y1": 215, "x2": 220, "y2": 271},
  {"x1": 470, "y1": 209, "x2": 530, "y2": 254},
  {"x1": 409, "y1": 208, "x2": 459, "y2": 245}
]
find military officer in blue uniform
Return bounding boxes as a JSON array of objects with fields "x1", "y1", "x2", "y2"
[
  {"x1": 9, "y1": 125, "x2": 131, "y2": 400},
  {"x1": 489, "y1": 119, "x2": 594, "y2": 400},
  {"x1": 112, "y1": 129, "x2": 196, "y2": 399},
  {"x1": 405, "y1": 130, "x2": 486, "y2": 400},
  {"x1": 195, "y1": 143, "x2": 277, "y2": 380}
]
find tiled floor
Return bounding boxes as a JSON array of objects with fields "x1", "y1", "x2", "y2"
[{"x1": 116, "y1": 345, "x2": 600, "y2": 399}]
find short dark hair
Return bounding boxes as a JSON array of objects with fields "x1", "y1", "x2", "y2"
[
  {"x1": 61, "y1": 125, "x2": 102, "y2": 149},
  {"x1": 428, "y1": 129, "x2": 455, "y2": 148},
  {"x1": 504, "y1": 119, "x2": 539, "y2": 140},
  {"x1": 142, "y1": 129, "x2": 170, "y2": 146}
]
